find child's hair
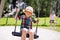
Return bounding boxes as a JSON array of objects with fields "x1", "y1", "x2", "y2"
[
  {"x1": 50, "y1": 11, "x2": 55, "y2": 14},
  {"x1": 23, "y1": 6, "x2": 33, "y2": 14}
]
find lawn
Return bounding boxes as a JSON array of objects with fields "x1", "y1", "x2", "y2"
[
  {"x1": 0, "y1": 17, "x2": 60, "y2": 26},
  {"x1": 0, "y1": 17, "x2": 60, "y2": 32}
]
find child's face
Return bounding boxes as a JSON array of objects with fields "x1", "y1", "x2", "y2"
[
  {"x1": 25, "y1": 10, "x2": 32, "y2": 17},
  {"x1": 51, "y1": 13, "x2": 55, "y2": 15}
]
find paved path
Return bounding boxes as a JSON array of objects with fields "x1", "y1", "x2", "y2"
[{"x1": 0, "y1": 26, "x2": 60, "y2": 40}]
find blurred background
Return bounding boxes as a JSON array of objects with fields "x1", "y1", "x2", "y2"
[{"x1": 0, "y1": 0, "x2": 60, "y2": 26}]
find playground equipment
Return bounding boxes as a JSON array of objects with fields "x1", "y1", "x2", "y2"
[
  {"x1": 12, "y1": 18, "x2": 39, "y2": 39},
  {"x1": 0, "y1": 0, "x2": 6, "y2": 18},
  {"x1": 12, "y1": 0, "x2": 39, "y2": 39}
]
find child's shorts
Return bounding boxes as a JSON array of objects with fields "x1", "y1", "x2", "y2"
[
  {"x1": 21, "y1": 28, "x2": 34, "y2": 33},
  {"x1": 49, "y1": 20, "x2": 54, "y2": 23}
]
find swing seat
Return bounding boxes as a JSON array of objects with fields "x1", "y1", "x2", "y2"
[
  {"x1": 12, "y1": 17, "x2": 39, "y2": 39},
  {"x1": 12, "y1": 31, "x2": 39, "y2": 39}
]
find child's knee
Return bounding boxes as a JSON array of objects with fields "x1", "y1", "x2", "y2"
[
  {"x1": 29, "y1": 29, "x2": 34, "y2": 35},
  {"x1": 22, "y1": 28, "x2": 28, "y2": 33}
]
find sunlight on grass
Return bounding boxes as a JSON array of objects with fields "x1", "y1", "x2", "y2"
[
  {"x1": 0, "y1": 17, "x2": 60, "y2": 26},
  {"x1": 0, "y1": 18, "x2": 6, "y2": 24}
]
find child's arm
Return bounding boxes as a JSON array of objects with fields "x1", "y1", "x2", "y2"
[
  {"x1": 32, "y1": 17, "x2": 39, "y2": 23},
  {"x1": 15, "y1": 8, "x2": 20, "y2": 20}
]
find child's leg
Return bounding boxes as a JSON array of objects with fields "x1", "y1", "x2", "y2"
[
  {"x1": 53, "y1": 22, "x2": 56, "y2": 30},
  {"x1": 49, "y1": 20, "x2": 52, "y2": 29},
  {"x1": 21, "y1": 28, "x2": 28, "y2": 40},
  {"x1": 50, "y1": 23, "x2": 52, "y2": 29},
  {"x1": 29, "y1": 29, "x2": 34, "y2": 40},
  {"x1": 52, "y1": 20, "x2": 56, "y2": 30},
  {"x1": 50, "y1": 20, "x2": 54, "y2": 29}
]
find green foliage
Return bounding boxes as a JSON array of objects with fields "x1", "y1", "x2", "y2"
[
  {"x1": 3, "y1": 0, "x2": 10, "y2": 11},
  {"x1": 3, "y1": 0, "x2": 59, "y2": 17},
  {"x1": 24, "y1": 0, "x2": 52, "y2": 17},
  {"x1": 0, "y1": 0, "x2": 1, "y2": 3}
]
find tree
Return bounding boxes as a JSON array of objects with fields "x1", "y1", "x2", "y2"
[
  {"x1": 0, "y1": 0, "x2": 1, "y2": 3},
  {"x1": 0, "y1": 0, "x2": 6, "y2": 18},
  {"x1": 24, "y1": 0, "x2": 52, "y2": 17}
]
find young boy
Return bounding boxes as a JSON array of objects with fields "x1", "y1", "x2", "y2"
[{"x1": 15, "y1": 6, "x2": 38, "y2": 40}]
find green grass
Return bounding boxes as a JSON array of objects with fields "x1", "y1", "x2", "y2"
[
  {"x1": 0, "y1": 18, "x2": 21, "y2": 26},
  {"x1": 0, "y1": 17, "x2": 60, "y2": 26},
  {"x1": 0, "y1": 17, "x2": 60, "y2": 32}
]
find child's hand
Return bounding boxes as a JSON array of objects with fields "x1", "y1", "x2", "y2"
[
  {"x1": 36, "y1": 20, "x2": 39, "y2": 23},
  {"x1": 15, "y1": 16, "x2": 17, "y2": 20},
  {"x1": 15, "y1": 17, "x2": 19, "y2": 20},
  {"x1": 15, "y1": 16, "x2": 19, "y2": 20}
]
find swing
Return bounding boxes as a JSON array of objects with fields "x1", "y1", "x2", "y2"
[
  {"x1": 12, "y1": 1, "x2": 39, "y2": 39},
  {"x1": 12, "y1": 18, "x2": 39, "y2": 39}
]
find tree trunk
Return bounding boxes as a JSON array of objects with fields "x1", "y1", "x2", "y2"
[{"x1": 0, "y1": 0, "x2": 6, "y2": 18}]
